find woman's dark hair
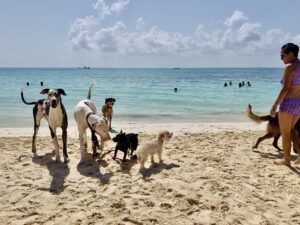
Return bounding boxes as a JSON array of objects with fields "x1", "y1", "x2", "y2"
[{"x1": 281, "y1": 43, "x2": 299, "y2": 57}]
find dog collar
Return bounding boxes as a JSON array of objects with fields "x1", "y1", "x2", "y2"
[
  {"x1": 85, "y1": 112, "x2": 100, "y2": 150},
  {"x1": 86, "y1": 112, "x2": 95, "y2": 131}
]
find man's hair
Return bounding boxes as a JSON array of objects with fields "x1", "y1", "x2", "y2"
[{"x1": 281, "y1": 43, "x2": 299, "y2": 57}]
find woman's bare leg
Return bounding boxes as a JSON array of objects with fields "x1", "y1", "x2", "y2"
[{"x1": 276, "y1": 112, "x2": 300, "y2": 166}]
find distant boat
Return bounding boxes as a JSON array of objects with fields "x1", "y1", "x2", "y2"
[
  {"x1": 173, "y1": 67, "x2": 181, "y2": 69},
  {"x1": 78, "y1": 66, "x2": 90, "y2": 69}
]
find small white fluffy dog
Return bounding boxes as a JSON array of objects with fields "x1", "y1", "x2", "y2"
[{"x1": 136, "y1": 131, "x2": 173, "y2": 171}]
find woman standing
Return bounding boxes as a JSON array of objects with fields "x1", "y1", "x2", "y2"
[{"x1": 270, "y1": 43, "x2": 300, "y2": 166}]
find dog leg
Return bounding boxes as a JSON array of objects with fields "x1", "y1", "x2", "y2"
[
  {"x1": 83, "y1": 131, "x2": 88, "y2": 150},
  {"x1": 100, "y1": 140, "x2": 104, "y2": 152},
  {"x1": 113, "y1": 146, "x2": 118, "y2": 160},
  {"x1": 292, "y1": 130, "x2": 300, "y2": 164},
  {"x1": 291, "y1": 130, "x2": 299, "y2": 154},
  {"x1": 49, "y1": 127, "x2": 60, "y2": 162},
  {"x1": 92, "y1": 141, "x2": 99, "y2": 157},
  {"x1": 272, "y1": 134, "x2": 282, "y2": 151},
  {"x1": 139, "y1": 158, "x2": 146, "y2": 171},
  {"x1": 62, "y1": 128, "x2": 69, "y2": 163},
  {"x1": 151, "y1": 154, "x2": 155, "y2": 164},
  {"x1": 252, "y1": 133, "x2": 274, "y2": 149},
  {"x1": 79, "y1": 132, "x2": 87, "y2": 165},
  {"x1": 158, "y1": 151, "x2": 163, "y2": 163},
  {"x1": 109, "y1": 116, "x2": 112, "y2": 130},
  {"x1": 122, "y1": 150, "x2": 128, "y2": 162},
  {"x1": 32, "y1": 107, "x2": 43, "y2": 154},
  {"x1": 32, "y1": 121, "x2": 40, "y2": 155}
]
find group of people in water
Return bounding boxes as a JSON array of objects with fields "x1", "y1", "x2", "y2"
[
  {"x1": 223, "y1": 81, "x2": 251, "y2": 87},
  {"x1": 26, "y1": 81, "x2": 44, "y2": 86}
]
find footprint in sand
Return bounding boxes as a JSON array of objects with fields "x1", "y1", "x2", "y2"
[{"x1": 160, "y1": 202, "x2": 172, "y2": 208}]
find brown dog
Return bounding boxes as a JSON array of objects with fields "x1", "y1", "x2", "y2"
[
  {"x1": 246, "y1": 104, "x2": 300, "y2": 153},
  {"x1": 102, "y1": 98, "x2": 116, "y2": 130}
]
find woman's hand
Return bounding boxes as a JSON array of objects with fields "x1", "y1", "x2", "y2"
[{"x1": 270, "y1": 104, "x2": 278, "y2": 117}]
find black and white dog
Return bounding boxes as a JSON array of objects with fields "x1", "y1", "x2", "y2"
[
  {"x1": 41, "y1": 88, "x2": 69, "y2": 163},
  {"x1": 74, "y1": 83, "x2": 111, "y2": 164},
  {"x1": 21, "y1": 88, "x2": 69, "y2": 163},
  {"x1": 21, "y1": 89, "x2": 49, "y2": 154}
]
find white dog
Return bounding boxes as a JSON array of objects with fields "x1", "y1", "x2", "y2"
[
  {"x1": 136, "y1": 130, "x2": 173, "y2": 171},
  {"x1": 74, "y1": 84, "x2": 111, "y2": 164}
]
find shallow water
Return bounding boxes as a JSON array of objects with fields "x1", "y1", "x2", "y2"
[{"x1": 0, "y1": 67, "x2": 282, "y2": 127}]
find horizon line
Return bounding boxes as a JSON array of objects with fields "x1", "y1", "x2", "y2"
[{"x1": 0, "y1": 66, "x2": 283, "y2": 69}]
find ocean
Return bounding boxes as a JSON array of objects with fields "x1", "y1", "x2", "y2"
[{"x1": 0, "y1": 68, "x2": 282, "y2": 128}]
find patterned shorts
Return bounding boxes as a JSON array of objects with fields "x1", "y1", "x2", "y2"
[{"x1": 279, "y1": 98, "x2": 300, "y2": 116}]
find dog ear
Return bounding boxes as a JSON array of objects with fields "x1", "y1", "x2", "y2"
[
  {"x1": 57, "y1": 89, "x2": 66, "y2": 96},
  {"x1": 158, "y1": 132, "x2": 165, "y2": 139},
  {"x1": 120, "y1": 129, "x2": 123, "y2": 134},
  {"x1": 40, "y1": 89, "x2": 49, "y2": 94}
]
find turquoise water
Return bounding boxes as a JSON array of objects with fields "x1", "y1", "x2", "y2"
[{"x1": 0, "y1": 68, "x2": 282, "y2": 127}]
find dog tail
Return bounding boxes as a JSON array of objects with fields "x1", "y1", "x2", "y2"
[
  {"x1": 87, "y1": 82, "x2": 94, "y2": 100},
  {"x1": 21, "y1": 88, "x2": 36, "y2": 105},
  {"x1": 246, "y1": 104, "x2": 272, "y2": 123}
]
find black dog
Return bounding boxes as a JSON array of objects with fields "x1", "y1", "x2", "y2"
[{"x1": 112, "y1": 130, "x2": 138, "y2": 162}]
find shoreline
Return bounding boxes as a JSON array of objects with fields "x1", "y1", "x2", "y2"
[{"x1": 0, "y1": 121, "x2": 266, "y2": 137}]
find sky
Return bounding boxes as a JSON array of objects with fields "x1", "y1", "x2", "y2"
[{"x1": 0, "y1": 0, "x2": 300, "y2": 68}]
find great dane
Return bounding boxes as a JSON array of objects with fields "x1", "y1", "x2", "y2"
[
  {"x1": 21, "y1": 88, "x2": 69, "y2": 163},
  {"x1": 21, "y1": 89, "x2": 49, "y2": 153}
]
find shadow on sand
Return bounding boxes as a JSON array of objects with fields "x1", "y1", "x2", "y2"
[
  {"x1": 77, "y1": 152, "x2": 113, "y2": 184},
  {"x1": 254, "y1": 150, "x2": 300, "y2": 176},
  {"x1": 141, "y1": 162, "x2": 180, "y2": 179},
  {"x1": 32, "y1": 153, "x2": 70, "y2": 194},
  {"x1": 113, "y1": 155, "x2": 138, "y2": 175}
]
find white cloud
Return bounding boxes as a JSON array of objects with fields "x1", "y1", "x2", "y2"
[
  {"x1": 68, "y1": 15, "x2": 98, "y2": 50},
  {"x1": 224, "y1": 10, "x2": 248, "y2": 28},
  {"x1": 68, "y1": 4, "x2": 299, "y2": 59},
  {"x1": 93, "y1": 0, "x2": 111, "y2": 20},
  {"x1": 111, "y1": 0, "x2": 130, "y2": 13},
  {"x1": 93, "y1": 21, "x2": 127, "y2": 52},
  {"x1": 136, "y1": 17, "x2": 145, "y2": 32}
]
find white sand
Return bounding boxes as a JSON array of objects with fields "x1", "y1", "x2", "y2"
[
  {"x1": 0, "y1": 122, "x2": 266, "y2": 138},
  {"x1": 1, "y1": 122, "x2": 300, "y2": 225}
]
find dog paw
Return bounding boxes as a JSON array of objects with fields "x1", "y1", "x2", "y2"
[
  {"x1": 252, "y1": 146, "x2": 257, "y2": 149},
  {"x1": 55, "y1": 158, "x2": 62, "y2": 163},
  {"x1": 64, "y1": 157, "x2": 70, "y2": 163}
]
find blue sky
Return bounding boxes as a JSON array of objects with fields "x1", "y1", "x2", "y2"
[{"x1": 0, "y1": 0, "x2": 300, "y2": 68}]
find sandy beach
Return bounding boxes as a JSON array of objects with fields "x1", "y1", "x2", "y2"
[{"x1": 1, "y1": 122, "x2": 300, "y2": 225}]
